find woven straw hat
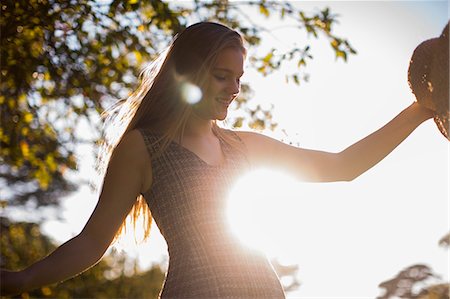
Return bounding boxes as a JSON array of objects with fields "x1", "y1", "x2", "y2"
[{"x1": 408, "y1": 22, "x2": 449, "y2": 140}]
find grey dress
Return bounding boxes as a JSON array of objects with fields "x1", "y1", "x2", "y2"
[{"x1": 139, "y1": 128, "x2": 286, "y2": 299}]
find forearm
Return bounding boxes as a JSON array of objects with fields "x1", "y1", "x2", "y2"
[
  {"x1": 21, "y1": 234, "x2": 106, "y2": 292},
  {"x1": 339, "y1": 102, "x2": 434, "y2": 180}
]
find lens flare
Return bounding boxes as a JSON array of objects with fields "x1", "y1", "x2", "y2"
[
  {"x1": 181, "y1": 82, "x2": 202, "y2": 104},
  {"x1": 226, "y1": 168, "x2": 302, "y2": 259}
]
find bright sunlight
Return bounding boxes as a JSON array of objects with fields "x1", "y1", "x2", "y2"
[{"x1": 226, "y1": 168, "x2": 309, "y2": 265}]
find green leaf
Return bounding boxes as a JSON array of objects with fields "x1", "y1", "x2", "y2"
[
  {"x1": 233, "y1": 117, "x2": 243, "y2": 128},
  {"x1": 331, "y1": 38, "x2": 340, "y2": 49},
  {"x1": 257, "y1": 65, "x2": 266, "y2": 74},
  {"x1": 299, "y1": 11, "x2": 307, "y2": 21},
  {"x1": 1, "y1": 0, "x2": 356, "y2": 214},
  {"x1": 297, "y1": 58, "x2": 306, "y2": 68},
  {"x1": 336, "y1": 50, "x2": 347, "y2": 61},
  {"x1": 263, "y1": 51, "x2": 274, "y2": 64},
  {"x1": 259, "y1": 4, "x2": 270, "y2": 17}
]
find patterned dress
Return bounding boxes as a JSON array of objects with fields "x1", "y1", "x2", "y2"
[{"x1": 139, "y1": 128, "x2": 286, "y2": 299}]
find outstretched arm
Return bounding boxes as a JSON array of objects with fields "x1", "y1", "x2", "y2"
[
  {"x1": 237, "y1": 102, "x2": 434, "y2": 182},
  {"x1": 0, "y1": 130, "x2": 152, "y2": 295},
  {"x1": 334, "y1": 102, "x2": 433, "y2": 180}
]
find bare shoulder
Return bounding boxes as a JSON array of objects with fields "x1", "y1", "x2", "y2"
[
  {"x1": 115, "y1": 129, "x2": 149, "y2": 159},
  {"x1": 234, "y1": 130, "x2": 280, "y2": 149},
  {"x1": 234, "y1": 130, "x2": 258, "y2": 141},
  {"x1": 113, "y1": 129, "x2": 152, "y2": 193},
  {"x1": 121, "y1": 129, "x2": 146, "y2": 145},
  {"x1": 233, "y1": 130, "x2": 283, "y2": 166}
]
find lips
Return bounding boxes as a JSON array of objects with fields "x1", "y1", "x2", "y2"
[{"x1": 215, "y1": 97, "x2": 233, "y2": 106}]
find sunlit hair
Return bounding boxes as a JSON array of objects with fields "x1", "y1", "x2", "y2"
[{"x1": 96, "y1": 22, "x2": 247, "y2": 243}]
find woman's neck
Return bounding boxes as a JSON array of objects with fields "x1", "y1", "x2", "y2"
[{"x1": 182, "y1": 111, "x2": 215, "y2": 139}]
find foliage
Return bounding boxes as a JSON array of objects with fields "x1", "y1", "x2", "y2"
[
  {"x1": 0, "y1": 217, "x2": 306, "y2": 298},
  {"x1": 376, "y1": 233, "x2": 450, "y2": 299},
  {"x1": 376, "y1": 264, "x2": 441, "y2": 299},
  {"x1": 438, "y1": 232, "x2": 450, "y2": 248},
  {"x1": 0, "y1": 217, "x2": 165, "y2": 298},
  {"x1": 0, "y1": 0, "x2": 356, "y2": 210}
]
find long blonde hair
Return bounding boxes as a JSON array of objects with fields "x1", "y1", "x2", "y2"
[{"x1": 97, "y1": 22, "x2": 246, "y2": 243}]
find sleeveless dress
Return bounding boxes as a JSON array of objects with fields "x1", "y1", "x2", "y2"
[{"x1": 139, "y1": 128, "x2": 286, "y2": 299}]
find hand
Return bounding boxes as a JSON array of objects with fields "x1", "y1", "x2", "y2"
[{"x1": 0, "y1": 269, "x2": 26, "y2": 296}]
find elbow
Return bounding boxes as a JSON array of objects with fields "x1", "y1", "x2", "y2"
[
  {"x1": 336, "y1": 167, "x2": 361, "y2": 182},
  {"x1": 301, "y1": 153, "x2": 361, "y2": 182},
  {"x1": 320, "y1": 172, "x2": 357, "y2": 182},
  {"x1": 76, "y1": 232, "x2": 110, "y2": 264},
  {"x1": 341, "y1": 173, "x2": 358, "y2": 182},
  {"x1": 333, "y1": 152, "x2": 360, "y2": 182},
  {"x1": 310, "y1": 169, "x2": 356, "y2": 182},
  {"x1": 325, "y1": 166, "x2": 360, "y2": 183}
]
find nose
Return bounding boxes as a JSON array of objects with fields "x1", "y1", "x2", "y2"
[{"x1": 229, "y1": 80, "x2": 240, "y2": 97}]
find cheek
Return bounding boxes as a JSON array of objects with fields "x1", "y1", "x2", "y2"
[{"x1": 204, "y1": 79, "x2": 226, "y2": 99}]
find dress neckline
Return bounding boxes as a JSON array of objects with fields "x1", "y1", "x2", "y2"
[{"x1": 170, "y1": 132, "x2": 227, "y2": 168}]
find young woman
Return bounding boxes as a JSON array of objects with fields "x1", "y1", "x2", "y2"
[{"x1": 1, "y1": 22, "x2": 434, "y2": 298}]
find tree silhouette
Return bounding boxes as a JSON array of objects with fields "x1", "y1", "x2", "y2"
[
  {"x1": 376, "y1": 233, "x2": 449, "y2": 299},
  {"x1": 0, "y1": 217, "x2": 165, "y2": 298},
  {"x1": 1, "y1": 1, "x2": 357, "y2": 297},
  {"x1": 1, "y1": 0, "x2": 356, "y2": 211}
]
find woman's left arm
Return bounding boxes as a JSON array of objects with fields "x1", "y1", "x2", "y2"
[
  {"x1": 237, "y1": 102, "x2": 434, "y2": 182},
  {"x1": 331, "y1": 101, "x2": 433, "y2": 181}
]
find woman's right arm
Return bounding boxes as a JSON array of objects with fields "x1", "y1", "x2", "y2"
[{"x1": 0, "y1": 129, "x2": 152, "y2": 295}]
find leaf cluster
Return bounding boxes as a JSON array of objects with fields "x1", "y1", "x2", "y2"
[
  {"x1": 376, "y1": 233, "x2": 450, "y2": 299},
  {"x1": 0, "y1": 0, "x2": 356, "y2": 212},
  {"x1": 0, "y1": 218, "x2": 165, "y2": 298},
  {"x1": 1, "y1": 0, "x2": 186, "y2": 208}
]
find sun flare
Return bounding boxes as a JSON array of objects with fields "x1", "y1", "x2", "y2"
[{"x1": 226, "y1": 168, "x2": 305, "y2": 264}]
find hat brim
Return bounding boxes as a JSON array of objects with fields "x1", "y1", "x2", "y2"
[{"x1": 408, "y1": 22, "x2": 449, "y2": 140}]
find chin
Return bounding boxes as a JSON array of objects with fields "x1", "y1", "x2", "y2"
[{"x1": 215, "y1": 112, "x2": 228, "y2": 121}]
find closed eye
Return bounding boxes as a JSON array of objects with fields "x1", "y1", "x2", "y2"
[
  {"x1": 213, "y1": 73, "x2": 242, "y2": 85},
  {"x1": 214, "y1": 75, "x2": 226, "y2": 81}
]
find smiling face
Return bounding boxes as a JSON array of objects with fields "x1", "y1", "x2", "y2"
[{"x1": 194, "y1": 47, "x2": 245, "y2": 121}]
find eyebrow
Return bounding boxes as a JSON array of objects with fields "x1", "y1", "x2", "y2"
[{"x1": 212, "y1": 67, "x2": 244, "y2": 77}]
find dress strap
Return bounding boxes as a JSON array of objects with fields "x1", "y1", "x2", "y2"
[
  {"x1": 216, "y1": 128, "x2": 250, "y2": 168},
  {"x1": 137, "y1": 128, "x2": 164, "y2": 156}
]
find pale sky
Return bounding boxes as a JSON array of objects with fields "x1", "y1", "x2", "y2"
[{"x1": 36, "y1": 1, "x2": 449, "y2": 298}]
